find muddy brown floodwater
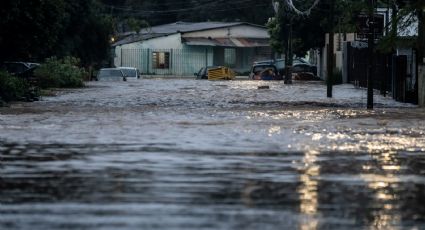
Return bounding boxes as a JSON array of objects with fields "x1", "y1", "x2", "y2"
[{"x1": 1, "y1": 79, "x2": 425, "y2": 229}]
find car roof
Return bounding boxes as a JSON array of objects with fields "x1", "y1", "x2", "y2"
[
  {"x1": 100, "y1": 68, "x2": 122, "y2": 70},
  {"x1": 253, "y1": 63, "x2": 277, "y2": 67},
  {"x1": 118, "y1": 67, "x2": 138, "y2": 70}
]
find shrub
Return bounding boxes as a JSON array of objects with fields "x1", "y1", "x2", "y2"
[
  {"x1": 0, "y1": 71, "x2": 28, "y2": 102},
  {"x1": 332, "y1": 69, "x2": 343, "y2": 85},
  {"x1": 34, "y1": 56, "x2": 86, "y2": 88},
  {"x1": 326, "y1": 69, "x2": 343, "y2": 85}
]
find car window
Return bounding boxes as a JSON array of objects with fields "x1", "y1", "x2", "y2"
[
  {"x1": 253, "y1": 65, "x2": 277, "y2": 74},
  {"x1": 4, "y1": 63, "x2": 29, "y2": 74},
  {"x1": 274, "y1": 60, "x2": 285, "y2": 69},
  {"x1": 99, "y1": 69, "x2": 123, "y2": 77},
  {"x1": 292, "y1": 64, "x2": 309, "y2": 72},
  {"x1": 120, "y1": 69, "x2": 137, "y2": 77}
]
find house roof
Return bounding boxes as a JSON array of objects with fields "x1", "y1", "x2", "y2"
[
  {"x1": 182, "y1": 37, "x2": 269, "y2": 47},
  {"x1": 113, "y1": 21, "x2": 267, "y2": 46},
  {"x1": 113, "y1": 33, "x2": 167, "y2": 47},
  {"x1": 140, "y1": 21, "x2": 263, "y2": 34}
]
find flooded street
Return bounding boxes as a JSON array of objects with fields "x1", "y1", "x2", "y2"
[{"x1": 1, "y1": 79, "x2": 425, "y2": 229}]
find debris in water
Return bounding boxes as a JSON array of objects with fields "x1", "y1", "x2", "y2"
[{"x1": 258, "y1": 85, "x2": 270, "y2": 89}]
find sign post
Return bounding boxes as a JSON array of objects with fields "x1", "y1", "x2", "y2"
[{"x1": 356, "y1": 1, "x2": 380, "y2": 109}]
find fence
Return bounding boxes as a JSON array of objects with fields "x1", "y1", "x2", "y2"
[{"x1": 346, "y1": 42, "x2": 418, "y2": 103}]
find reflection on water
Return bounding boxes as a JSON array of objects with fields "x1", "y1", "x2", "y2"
[
  {"x1": 298, "y1": 150, "x2": 320, "y2": 230},
  {"x1": 1, "y1": 80, "x2": 425, "y2": 229},
  {"x1": 1, "y1": 144, "x2": 425, "y2": 229},
  {"x1": 364, "y1": 151, "x2": 402, "y2": 229}
]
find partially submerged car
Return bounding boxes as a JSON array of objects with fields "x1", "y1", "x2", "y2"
[
  {"x1": 117, "y1": 67, "x2": 141, "y2": 80},
  {"x1": 0, "y1": 61, "x2": 41, "y2": 101},
  {"x1": 249, "y1": 63, "x2": 283, "y2": 80},
  {"x1": 97, "y1": 68, "x2": 127, "y2": 81},
  {"x1": 1, "y1": 61, "x2": 40, "y2": 76},
  {"x1": 251, "y1": 58, "x2": 317, "y2": 80}
]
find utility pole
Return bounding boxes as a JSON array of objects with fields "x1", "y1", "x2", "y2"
[
  {"x1": 327, "y1": 0, "x2": 335, "y2": 98},
  {"x1": 284, "y1": 2, "x2": 293, "y2": 85},
  {"x1": 367, "y1": 0, "x2": 375, "y2": 109},
  {"x1": 286, "y1": 18, "x2": 293, "y2": 84},
  {"x1": 418, "y1": 6, "x2": 425, "y2": 107}
]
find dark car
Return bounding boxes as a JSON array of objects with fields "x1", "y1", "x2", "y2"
[
  {"x1": 1, "y1": 61, "x2": 41, "y2": 101},
  {"x1": 253, "y1": 58, "x2": 318, "y2": 79},
  {"x1": 194, "y1": 66, "x2": 220, "y2": 79},
  {"x1": 249, "y1": 64, "x2": 283, "y2": 80},
  {"x1": 293, "y1": 58, "x2": 317, "y2": 76},
  {"x1": 1, "y1": 61, "x2": 40, "y2": 76}
]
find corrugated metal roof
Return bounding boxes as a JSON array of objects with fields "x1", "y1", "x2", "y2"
[
  {"x1": 113, "y1": 21, "x2": 267, "y2": 46},
  {"x1": 139, "y1": 21, "x2": 260, "y2": 35},
  {"x1": 112, "y1": 33, "x2": 167, "y2": 47},
  {"x1": 182, "y1": 37, "x2": 269, "y2": 47}
]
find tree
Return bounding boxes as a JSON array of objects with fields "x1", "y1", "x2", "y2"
[
  {"x1": 0, "y1": 0, "x2": 113, "y2": 67},
  {"x1": 99, "y1": 0, "x2": 275, "y2": 27},
  {"x1": 267, "y1": 0, "x2": 363, "y2": 57},
  {"x1": 56, "y1": 0, "x2": 113, "y2": 67},
  {"x1": 0, "y1": 0, "x2": 66, "y2": 62}
]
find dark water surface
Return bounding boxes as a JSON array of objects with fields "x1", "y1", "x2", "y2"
[{"x1": 1, "y1": 80, "x2": 425, "y2": 229}]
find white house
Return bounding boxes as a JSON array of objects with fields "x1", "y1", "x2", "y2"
[{"x1": 112, "y1": 22, "x2": 272, "y2": 76}]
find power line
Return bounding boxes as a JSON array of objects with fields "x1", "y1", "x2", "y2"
[
  {"x1": 101, "y1": 0, "x2": 260, "y2": 14},
  {"x1": 284, "y1": 0, "x2": 321, "y2": 16}
]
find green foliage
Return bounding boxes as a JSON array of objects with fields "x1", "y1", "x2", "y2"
[
  {"x1": 267, "y1": 0, "x2": 364, "y2": 57},
  {"x1": 326, "y1": 69, "x2": 343, "y2": 85},
  {"x1": 126, "y1": 18, "x2": 150, "y2": 33},
  {"x1": 57, "y1": 0, "x2": 114, "y2": 66},
  {"x1": 34, "y1": 57, "x2": 87, "y2": 88},
  {"x1": 376, "y1": 1, "x2": 423, "y2": 53},
  {"x1": 333, "y1": 69, "x2": 343, "y2": 85},
  {"x1": 0, "y1": 71, "x2": 28, "y2": 102},
  {"x1": 266, "y1": 17, "x2": 284, "y2": 54},
  {"x1": 0, "y1": 0, "x2": 66, "y2": 62},
  {"x1": 102, "y1": 0, "x2": 274, "y2": 27},
  {"x1": 0, "y1": 0, "x2": 113, "y2": 67}
]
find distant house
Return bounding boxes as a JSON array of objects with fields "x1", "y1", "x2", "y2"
[{"x1": 112, "y1": 22, "x2": 272, "y2": 76}]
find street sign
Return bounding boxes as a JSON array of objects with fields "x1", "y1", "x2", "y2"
[{"x1": 356, "y1": 13, "x2": 385, "y2": 40}]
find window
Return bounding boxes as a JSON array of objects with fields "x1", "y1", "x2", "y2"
[{"x1": 152, "y1": 52, "x2": 170, "y2": 69}]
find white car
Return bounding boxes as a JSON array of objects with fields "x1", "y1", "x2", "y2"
[
  {"x1": 118, "y1": 67, "x2": 141, "y2": 80},
  {"x1": 97, "y1": 68, "x2": 127, "y2": 81}
]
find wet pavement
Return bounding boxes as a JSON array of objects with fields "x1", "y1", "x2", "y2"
[{"x1": 1, "y1": 79, "x2": 425, "y2": 229}]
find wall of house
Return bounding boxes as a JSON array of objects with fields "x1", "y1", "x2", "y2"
[
  {"x1": 320, "y1": 33, "x2": 356, "y2": 82},
  {"x1": 115, "y1": 40, "x2": 214, "y2": 76},
  {"x1": 182, "y1": 25, "x2": 269, "y2": 38},
  {"x1": 114, "y1": 34, "x2": 183, "y2": 72},
  {"x1": 114, "y1": 25, "x2": 272, "y2": 76}
]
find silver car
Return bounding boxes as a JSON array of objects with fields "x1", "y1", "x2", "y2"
[
  {"x1": 118, "y1": 67, "x2": 141, "y2": 80},
  {"x1": 97, "y1": 68, "x2": 127, "y2": 81}
]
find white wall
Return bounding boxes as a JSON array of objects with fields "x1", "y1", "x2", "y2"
[{"x1": 114, "y1": 34, "x2": 183, "y2": 68}]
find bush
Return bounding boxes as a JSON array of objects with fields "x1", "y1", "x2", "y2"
[
  {"x1": 0, "y1": 71, "x2": 28, "y2": 102},
  {"x1": 34, "y1": 56, "x2": 86, "y2": 88},
  {"x1": 326, "y1": 69, "x2": 343, "y2": 85}
]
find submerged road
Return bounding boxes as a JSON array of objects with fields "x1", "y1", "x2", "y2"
[{"x1": 1, "y1": 79, "x2": 425, "y2": 229}]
